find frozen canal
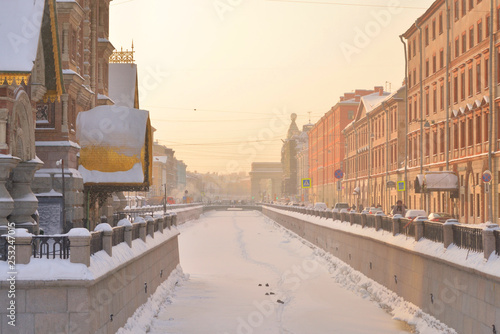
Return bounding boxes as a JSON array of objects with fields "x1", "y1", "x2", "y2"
[{"x1": 119, "y1": 210, "x2": 454, "y2": 334}]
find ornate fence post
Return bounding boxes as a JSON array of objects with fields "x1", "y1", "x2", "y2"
[
  {"x1": 118, "y1": 218, "x2": 132, "y2": 247},
  {"x1": 443, "y1": 220, "x2": 459, "y2": 248},
  {"x1": 414, "y1": 220, "x2": 424, "y2": 241},
  {"x1": 14, "y1": 229, "x2": 32, "y2": 264},
  {"x1": 95, "y1": 223, "x2": 113, "y2": 256},
  {"x1": 482, "y1": 223, "x2": 499, "y2": 260},
  {"x1": 392, "y1": 215, "x2": 401, "y2": 236},
  {"x1": 68, "y1": 228, "x2": 91, "y2": 267}
]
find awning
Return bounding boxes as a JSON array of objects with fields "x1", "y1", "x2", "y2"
[{"x1": 416, "y1": 171, "x2": 459, "y2": 192}]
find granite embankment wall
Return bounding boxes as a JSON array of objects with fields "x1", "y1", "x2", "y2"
[
  {"x1": 0, "y1": 206, "x2": 203, "y2": 334},
  {"x1": 263, "y1": 207, "x2": 500, "y2": 334}
]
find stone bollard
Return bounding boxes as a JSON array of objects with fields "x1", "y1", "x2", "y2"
[
  {"x1": 392, "y1": 215, "x2": 401, "y2": 236},
  {"x1": 134, "y1": 217, "x2": 147, "y2": 241},
  {"x1": 117, "y1": 218, "x2": 132, "y2": 247},
  {"x1": 165, "y1": 213, "x2": 171, "y2": 229},
  {"x1": 374, "y1": 215, "x2": 382, "y2": 231},
  {"x1": 156, "y1": 217, "x2": 164, "y2": 233},
  {"x1": 171, "y1": 212, "x2": 178, "y2": 226},
  {"x1": 145, "y1": 216, "x2": 155, "y2": 238},
  {"x1": 68, "y1": 228, "x2": 91, "y2": 267},
  {"x1": 13, "y1": 229, "x2": 32, "y2": 265},
  {"x1": 361, "y1": 213, "x2": 367, "y2": 228},
  {"x1": 482, "y1": 223, "x2": 499, "y2": 260},
  {"x1": 95, "y1": 223, "x2": 113, "y2": 256},
  {"x1": 443, "y1": 220, "x2": 460, "y2": 248},
  {"x1": 414, "y1": 220, "x2": 424, "y2": 241}
]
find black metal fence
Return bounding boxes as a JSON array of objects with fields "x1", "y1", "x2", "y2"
[
  {"x1": 32, "y1": 236, "x2": 70, "y2": 259},
  {"x1": 132, "y1": 224, "x2": 140, "y2": 240},
  {"x1": 453, "y1": 225, "x2": 483, "y2": 253},
  {"x1": 423, "y1": 222, "x2": 444, "y2": 243},
  {"x1": 365, "y1": 215, "x2": 376, "y2": 229},
  {"x1": 398, "y1": 219, "x2": 415, "y2": 237},
  {"x1": 381, "y1": 217, "x2": 393, "y2": 233},
  {"x1": 90, "y1": 231, "x2": 103, "y2": 255},
  {"x1": 495, "y1": 230, "x2": 500, "y2": 255},
  {"x1": 112, "y1": 226, "x2": 125, "y2": 246}
]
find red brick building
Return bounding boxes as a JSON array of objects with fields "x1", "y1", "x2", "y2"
[{"x1": 309, "y1": 87, "x2": 384, "y2": 206}]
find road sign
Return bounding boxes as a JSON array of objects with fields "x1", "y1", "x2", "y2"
[
  {"x1": 482, "y1": 170, "x2": 492, "y2": 183},
  {"x1": 301, "y1": 178, "x2": 311, "y2": 188},
  {"x1": 397, "y1": 181, "x2": 405, "y2": 191},
  {"x1": 334, "y1": 169, "x2": 344, "y2": 179}
]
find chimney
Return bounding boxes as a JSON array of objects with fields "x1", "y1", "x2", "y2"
[{"x1": 374, "y1": 86, "x2": 384, "y2": 95}]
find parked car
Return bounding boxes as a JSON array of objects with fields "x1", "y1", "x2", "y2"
[
  {"x1": 333, "y1": 202, "x2": 350, "y2": 210},
  {"x1": 405, "y1": 209, "x2": 427, "y2": 221},
  {"x1": 368, "y1": 207, "x2": 383, "y2": 214},
  {"x1": 314, "y1": 202, "x2": 328, "y2": 210},
  {"x1": 428, "y1": 212, "x2": 454, "y2": 223}
]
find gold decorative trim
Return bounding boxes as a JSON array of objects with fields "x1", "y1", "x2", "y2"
[
  {"x1": 110, "y1": 43, "x2": 135, "y2": 64},
  {"x1": 0, "y1": 73, "x2": 30, "y2": 86},
  {"x1": 48, "y1": 0, "x2": 63, "y2": 99}
]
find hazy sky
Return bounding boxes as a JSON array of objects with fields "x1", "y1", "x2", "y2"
[{"x1": 109, "y1": 0, "x2": 434, "y2": 174}]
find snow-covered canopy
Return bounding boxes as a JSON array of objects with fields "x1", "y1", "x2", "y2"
[
  {"x1": 76, "y1": 105, "x2": 152, "y2": 187},
  {"x1": 0, "y1": 0, "x2": 44, "y2": 73},
  {"x1": 418, "y1": 171, "x2": 459, "y2": 192}
]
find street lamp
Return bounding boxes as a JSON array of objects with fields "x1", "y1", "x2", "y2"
[
  {"x1": 56, "y1": 159, "x2": 65, "y2": 229},
  {"x1": 414, "y1": 119, "x2": 430, "y2": 210}
]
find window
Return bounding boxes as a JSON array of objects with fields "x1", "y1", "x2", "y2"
[
  {"x1": 485, "y1": 58, "x2": 489, "y2": 88},
  {"x1": 425, "y1": 26, "x2": 429, "y2": 46},
  {"x1": 414, "y1": 99, "x2": 418, "y2": 120},
  {"x1": 409, "y1": 99, "x2": 413, "y2": 122},
  {"x1": 433, "y1": 54, "x2": 436, "y2": 73},
  {"x1": 460, "y1": 71, "x2": 465, "y2": 100},
  {"x1": 469, "y1": 27, "x2": 474, "y2": 49},
  {"x1": 476, "y1": 193, "x2": 480, "y2": 218},
  {"x1": 440, "y1": 49, "x2": 444, "y2": 68},
  {"x1": 433, "y1": 87, "x2": 437, "y2": 113},
  {"x1": 454, "y1": 123, "x2": 460, "y2": 149},
  {"x1": 409, "y1": 72, "x2": 412, "y2": 88},
  {"x1": 470, "y1": 194, "x2": 474, "y2": 216},
  {"x1": 476, "y1": 62, "x2": 481, "y2": 93},
  {"x1": 440, "y1": 128, "x2": 445, "y2": 153},
  {"x1": 413, "y1": 68, "x2": 417, "y2": 86},
  {"x1": 432, "y1": 20, "x2": 436, "y2": 40},
  {"x1": 462, "y1": 0, "x2": 466, "y2": 17},
  {"x1": 425, "y1": 132, "x2": 430, "y2": 157},
  {"x1": 455, "y1": 37, "x2": 459, "y2": 57},
  {"x1": 439, "y1": 13, "x2": 443, "y2": 35},
  {"x1": 462, "y1": 33, "x2": 467, "y2": 54},
  {"x1": 486, "y1": 15, "x2": 490, "y2": 37},
  {"x1": 426, "y1": 59, "x2": 429, "y2": 77},
  {"x1": 477, "y1": 21, "x2": 482, "y2": 43},
  {"x1": 468, "y1": 66, "x2": 473, "y2": 96},
  {"x1": 469, "y1": 0, "x2": 473, "y2": 10},
  {"x1": 468, "y1": 118, "x2": 473, "y2": 146},
  {"x1": 440, "y1": 84, "x2": 444, "y2": 110},
  {"x1": 408, "y1": 43, "x2": 412, "y2": 60},
  {"x1": 454, "y1": 0, "x2": 459, "y2": 20},
  {"x1": 476, "y1": 113, "x2": 481, "y2": 144},
  {"x1": 413, "y1": 38, "x2": 416, "y2": 57},
  {"x1": 425, "y1": 90, "x2": 430, "y2": 116},
  {"x1": 453, "y1": 75, "x2": 458, "y2": 103},
  {"x1": 460, "y1": 121, "x2": 466, "y2": 148}
]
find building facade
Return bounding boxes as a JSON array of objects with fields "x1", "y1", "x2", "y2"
[
  {"x1": 309, "y1": 87, "x2": 385, "y2": 207},
  {"x1": 401, "y1": 0, "x2": 499, "y2": 223}
]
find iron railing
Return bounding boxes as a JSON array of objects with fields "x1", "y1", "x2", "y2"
[
  {"x1": 32, "y1": 236, "x2": 70, "y2": 259},
  {"x1": 423, "y1": 222, "x2": 444, "y2": 243},
  {"x1": 365, "y1": 215, "x2": 376, "y2": 229},
  {"x1": 90, "y1": 231, "x2": 103, "y2": 255},
  {"x1": 112, "y1": 226, "x2": 125, "y2": 246},
  {"x1": 495, "y1": 230, "x2": 500, "y2": 255},
  {"x1": 453, "y1": 225, "x2": 483, "y2": 253},
  {"x1": 381, "y1": 217, "x2": 393, "y2": 233},
  {"x1": 398, "y1": 219, "x2": 415, "y2": 237},
  {"x1": 132, "y1": 224, "x2": 140, "y2": 240}
]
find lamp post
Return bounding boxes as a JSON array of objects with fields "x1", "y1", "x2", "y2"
[
  {"x1": 414, "y1": 119, "x2": 431, "y2": 210},
  {"x1": 56, "y1": 159, "x2": 65, "y2": 229}
]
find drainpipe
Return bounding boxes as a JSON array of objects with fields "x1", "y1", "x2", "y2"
[
  {"x1": 445, "y1": 0, "x2": 451, "y2": 216},
  {"x1": 399, "y1": 35, "x2": 409, "y2": 207},
  {"x1": 368, "y1": 114, "x2": 371, "y2": 207},
  {"x1": 384, "y1": 101, "x2": 390, "y2": 213},
  {"x1": 488, "y1": 0, "x2": 494, "y2": 222},
  {"x1": 416, "y1": 20, "x2": 424, "y2": 211}
]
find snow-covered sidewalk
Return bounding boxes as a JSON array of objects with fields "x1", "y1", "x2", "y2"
[{"x1": 118, "y1": 210, "x2": 456, "y2": 334}]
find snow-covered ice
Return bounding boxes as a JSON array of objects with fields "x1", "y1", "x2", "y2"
[{"x1": 118, "y1": 210, "x2": 456, "y2": 334}]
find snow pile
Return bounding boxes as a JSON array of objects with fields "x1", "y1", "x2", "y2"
[{"x1": 116, "y1": 265, "x2": 189, "y2": 334}]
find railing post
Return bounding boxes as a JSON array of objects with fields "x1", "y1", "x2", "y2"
[
  {"x1": 375, "y1": 215, "x2": 382, "y2": 231},
  {"x1": 95, "y1": 223, "x2": 113, "y2": 256},
  {"x1": 134, "y1": 217, "x2": 147, "y2": 241},
  {"x1": 414, "y1": 220, "x2": 424, "y2": 241},
  {"x1": 68, "y1": 228, "x2": 91, "y2": 267},
  {"x1": 349, "y1": 211, "x2": 355, "y2": 225},
  {"x1": 361, "y1": 213, "x2": 367, "y2": 228},
  {"x1": 118, "y1": 218, "x2": 132, "y2": 247},
  {"x1": 392, "y1": 215, "x2": 400, "y2": 236},
  {"x1": 157, "y1": 217, "x2": 164, "y2": 233},
  {"x1": 146, "y1": 216, "x2": 155, "y2": 238},
  {"x1": 482, "y1": 223, "x2": 499, "y2": 260},
  {"x1": 14, "y1": 229, "x2": 32, "y2": 264},
  {"x1": 443, "y1": 220, "x2": 459, "y2": 248}
]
